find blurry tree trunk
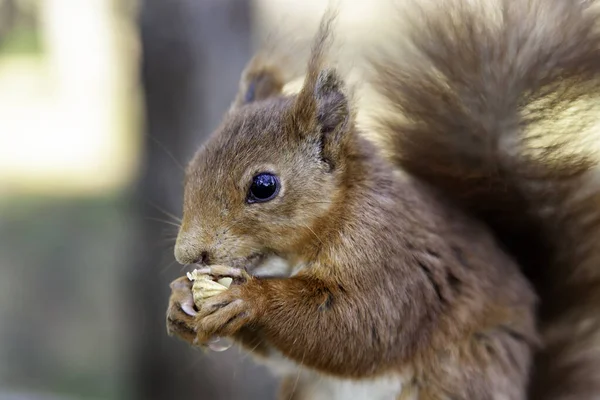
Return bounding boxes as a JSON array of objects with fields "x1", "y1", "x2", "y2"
[{"x1": 130, "y1": 1, "x2": 276, "y2": 399}]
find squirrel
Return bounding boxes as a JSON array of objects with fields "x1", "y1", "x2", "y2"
[{"x1": 165, "y1": 0, "x2": 600, "y2": 399}]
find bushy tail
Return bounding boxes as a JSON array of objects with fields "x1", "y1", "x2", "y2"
[{"x1": 368, "y1": 0, "x2": 600, "y2": 398}]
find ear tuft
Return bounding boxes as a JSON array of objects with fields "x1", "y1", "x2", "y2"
[
  {"x1": 315, "y1": 68, "x2": 343, "y2": 98},
  {"x1": 315, "y1": 69, "x2": 348, "y2": 133}
]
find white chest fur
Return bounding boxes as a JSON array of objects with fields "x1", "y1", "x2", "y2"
[
  {"x1": 257, "y1": 349, "x2": 412, "y2": 400},
  {"x1": 300, "y1": 374, "x2": 408, "y2": 400}
]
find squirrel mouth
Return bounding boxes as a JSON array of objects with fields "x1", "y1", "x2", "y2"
[
  {"x1": 187, "y1": 252, "x2": 279, "y2": 275},
  {"x1": 243, "y1": 252, "x2": 267, "y2": 271},
  {"x1": 223, "y1": 252, "x2": 267, "y2": 272}
]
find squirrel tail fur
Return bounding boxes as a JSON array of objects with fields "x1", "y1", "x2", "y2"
[{"x1": 368, "y1": 0, "x2": 600, "y2": 398}]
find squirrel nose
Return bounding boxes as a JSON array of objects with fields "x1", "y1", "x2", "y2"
[
  {"x1": 174, "y1": 237, "x2": 212, "y2": 265},
  {"x1": 174, "y1": 223, "x2": 215, "y2": 265},
  {"x1": 194, "y1": 251, "x2": 210, "y2": 265},
  {"x1": 174, "y1": 247, "x2": 212, "y2": 265}
]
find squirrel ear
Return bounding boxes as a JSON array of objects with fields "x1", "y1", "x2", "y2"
[
  {"x1": 231, "y1": 61, "x2": 284, "y2": 109},
  {"x1": 314, "y1": 68, "x2": 349, "y2": 134},
  {"x1": 308, "y1": 68, "x2": 351, "y2": 171}
]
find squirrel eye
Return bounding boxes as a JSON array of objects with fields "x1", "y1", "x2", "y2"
[{"x1": 247, "y1": 173, "x2": 280, "y2": 203}]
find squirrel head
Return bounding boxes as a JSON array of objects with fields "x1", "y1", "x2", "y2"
[{"x1": 174, "y1": 43, "x2": 354, "y2": 270}]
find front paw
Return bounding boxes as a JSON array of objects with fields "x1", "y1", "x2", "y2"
[
  {"x1": 166, "y1": 276, "x2": 199, "y2": 345},
  {"x1": 194, "y1": 282, "x2": 263, "y2": 343}
]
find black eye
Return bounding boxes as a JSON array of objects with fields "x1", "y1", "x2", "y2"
[{"x1": 247, "y1": 173, "x2": 280, "y2": 203}]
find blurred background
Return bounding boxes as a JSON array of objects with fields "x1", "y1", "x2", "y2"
[{"x1": 0, "y1": 0, "x2": 391, "y2": 399}]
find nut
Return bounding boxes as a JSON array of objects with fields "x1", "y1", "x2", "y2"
[
  {"x1": 186, "y1": 269, "x2": 234, "y2": 352},
  {"x1": 186, "y1": 269, "x2": 232, "y2": 307}
]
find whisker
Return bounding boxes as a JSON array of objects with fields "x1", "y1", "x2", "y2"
[
  {"x1": 160, "y1": 259, "x2": 179, "y2": 275},
  {"x1": 233, "y1": 338, "x2": 266, "y2": 377},
  {"x1": 180, "y1": 263, "x2": 194, "y2": 272},
  {"x1": 220, "y1": 215, "x2": 244, "y2": 236},
  {"x1": 288, "y1": 349, "x2": 306, "y2": 400},
  {"x1": 146, "y1": 200, "x2": 182, "y2": 223},
  {"x1": 303, "y1": 223, "x2": 324, "y2": 245},
  {"x1": 145, "y1": 217, "x2": 181, "y2": 228},
  {"x1": 150, "y1": 135, "x2": 187, "y2": 173},
  {"x1": 150, "y1": 239, "x2": 177, "y2": 251},
  {"x1": 302, "y1": 201, "x2": 333, "y2": 205}
]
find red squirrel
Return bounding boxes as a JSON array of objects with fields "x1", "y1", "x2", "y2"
[{"x1": 166, "y1": 1, "x2": 600, "y2": 398}]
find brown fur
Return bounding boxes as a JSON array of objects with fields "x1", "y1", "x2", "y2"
[
  {"x1": 367, "y1": 0, "x2": 600, "y2": 398},
  {"x1": 164, "y1": 5, "x2": 545, "y2": 398}
]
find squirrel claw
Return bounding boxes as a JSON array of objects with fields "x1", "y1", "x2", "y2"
[{"x1": 181, "y1": 302, "x2": 198, "y2": 317}]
